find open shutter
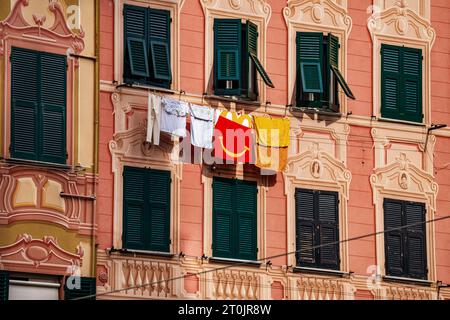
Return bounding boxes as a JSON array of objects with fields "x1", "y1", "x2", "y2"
[
  {"x1": 405, "y1": 202, "x2": 427, "y2": 279},
  {"x1": 148, "y1": 169, "x2": 171, "y2": 252},
  {"x1": 297, "y1": 32, "x2": 324, "y2": 94},
  {"x1": 40, "y1": 52, "x2": 67, "y2": 164},
  {"x1": 328, "y1": 34, "x2": 355, "y2": 100},
  {"x1": 214, "y1": 19, "x2": 242, "y2": 96},
  {"x1": 384, "y1": 199, "x2": 405, "y2": 277},
  {"x1": 10, "y1": 47, "x2": 39, "y2": 161},
  {"x1": 318, "y1": 191, "x2": 339, "y2": 270},
  {"x1": 401, "y1": 48, "x2": 422, "y2": 122},
  {"x1": 124, "y1": 5, "x2": 149, "y2": 80},
  {"x1": 295, "y1": 189, "x2": 316, "y2": 266},
  {"x1": 381, "y1": 45, "x2": 401, "y2": 120},
  {"x1": 149, "y1": 8, "x2": 171, "y2": 82},
  {"x1": 123, "y1": 167, "x2": 146, "y2": 250},
  {"x1": 213, "y1": 178, "x2": 234, "y2": 258},
  {"x1": 0, "y1": 271, "x2": 9, "y2": 301},
  {"x1": 235, "y1": 180, "x2": 257, "y2": 261},
  {"x1": 64, "y1": 277, "x2": 96, "y2": 300}
]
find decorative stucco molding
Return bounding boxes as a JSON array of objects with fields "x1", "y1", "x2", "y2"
[
  {"x1": 201, "y1": 0, "x2": 271, "y2": 22},
  {"x1": 367, "y1": 0, "x2": 435, "y2": 124},
  {"x1": 283, "y1": 0, "x2": 352, "y2": 110},
  {"x1": 0, "y1": 234, "x2": 84, "y2": 276}
]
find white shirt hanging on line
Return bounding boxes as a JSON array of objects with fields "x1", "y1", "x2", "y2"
[
  {"x1": 160, "y1": 97, "x2": 189, "y2": 138},
  {"x1": 190, "y1": 104, "x2": 215, "y2": 149},
  {"x1": 146, "y1": 93, "x2": 162, "y2": 145}
]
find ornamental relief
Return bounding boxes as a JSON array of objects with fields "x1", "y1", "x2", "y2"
[{"x1": 200, "y1": 0, "x2": 271, "y2": 22}]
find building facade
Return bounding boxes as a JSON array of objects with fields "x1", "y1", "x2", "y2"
[{"x1": 0, "y1": 0, "x2": 99, "y2": 300}]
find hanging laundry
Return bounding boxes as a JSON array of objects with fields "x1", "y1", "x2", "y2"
[
  {"x1": 190, "y1": 104, "x2": 215, "y2": 149},
  {"x1": 214, "y1": 111, "x2": 254, "y2": 164},
  {"x1": 253, "y1": 116, "x2": 290, "y2": 172},
  {"x1": 160, "y1": 97, "x2": 189, "y2": 138},
  {"x1": 146, "y1": 93, "x2": 162, "y2": 145}
]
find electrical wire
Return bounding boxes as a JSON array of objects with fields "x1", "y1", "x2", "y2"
[{"x1": 72, "y1": 213, "x2": 450, "y2": 300}]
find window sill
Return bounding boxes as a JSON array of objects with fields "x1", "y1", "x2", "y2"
[
  {"x1": 292, "y1": 106, "x2": 342, "y2": 118},
  {"x1": 378, "y1": 117, "x2": 426, "y2": 127},
  {"x1": 1, "y1": 158, "x2": 71, "y2": 170},
  {"x1": 208, "y1": 257, "x2": 261, "y2": 268},
  {"x1": 115, "y1": 82, "x2": 178, "y2": 95},
  {"x1": 292, "y1": 266, "x2": 350, "y2": 278},
  {"x1": 382, "y1": 275, "x2": 433, "y2": 287},
  {"x1": 108, "y1": 248, "x2": 175, "y2": 259},
  {"x1": 204, "y1": 94, "x2": 261, "y2": 107}
]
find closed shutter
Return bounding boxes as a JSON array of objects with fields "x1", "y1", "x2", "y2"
[
  {"x1": 295, "y1": 189, "x2": 316, "y2": 265},
  {"x1": 10, "y1": 47, "x2": 39, "y2": 161},
  {"x1": 296, "y1": 32, "x2": 324, "y2": 94},
  {"x1": 123, "y1": 167, "x2": 146, "y2": 250},
  {"x1": 40, "y1": 52, "x2": 67, "y2": 164},
  {"x1": 213, "y1": 178, "x2": 234, "y2": 258},
  {"x1": 148, "y1": 169, "x2": 171, "y2": 252},
  {"x1": 384, "y1": 199, "x2": 405, "y2": 277},
  {"x1": 381, "y1": 45, "x2": 422, "y2": 122},
  {"x1": 64, "y1": 277, "x2": 96, "y2": 300},
  {"x1": 317, "y1": 191, "x2": 339, "y2": 269},
  {"x1": 124, "y1": 5, "x2": 149, "y2": 80},
  {"x1": 149, "y1": 8, "x2": 171, "y2": 82},
  {"x1": 235, "y1": 180, "x2": 257, "y2": 260},
  {"x1": 0, "y1": 271, "x2": 9, "y2": 301},
  {"x1": 405, "y1": 202, "x2": 427, "y2": 279},
  {"x1": 214, "y1": 19, "x2": 242, "y2": 96}
]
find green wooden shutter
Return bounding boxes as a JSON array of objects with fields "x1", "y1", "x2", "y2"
[
  {"x1": 328, "y1": 34, "x2": 355, "y2": 100},
  {"x1": 235, "y1": 180, "x2": 257, "y2": 260},
  {"x1": 384, "y1": 199, "x2": 405, "y2": 277},
  {"x1": 317, "y1": 191, "x2": 339, "y2": 270},
  {"x1": 123, "y1": 166, "x2": 146, "y2": 250},
  {"x1": 124, "y1": 5, "x2": 149, "y2": 81},
  {"x1": 295, "y1": 189, "x2": 316, "y2": 266},
  {"x1": 147, "y1": 169, "x2": 171, "y2": 252},
  {"x1": 402, "y1": 48, "x2": 422, "y2": 122},
  {"x1": 213, "y1": 178, "x2": 234, "y2": 258},
  {"x1": 40, "y1": 52, "x2": 67, "y2": 164},
  {"x1": 0, "y1": 271, "x2": 9, "y2": 301},
  {"x1": 149, "y1": 8, "x2": 171, "y2": 83},
  {"x1": 381, "y1": 45, "x2": 401, "y2": 119},
  {"x1": 297, "y1": 32, "x2": 324, "y2": 94},
  {"x1": 405, "y1": 202, "x2": 427, "y2": 279},
  {"x1": 10, "y1": 47, "x2": 39, "y2": 161},
  {"x1": 64, "y1": 277, "x2": 96, "y2": 300},
  {"x1": 214, "y1": 19, "x2": 242, "y2": 96}
]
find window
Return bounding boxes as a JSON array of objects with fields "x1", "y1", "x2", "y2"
[
  {"x1": 296, "y1": 32, "x2": 354, "y2": 111},
  {"x1": 122, "y1": 166, "x2": 171, "y2": 252},
  {"x1": 0, "y1": 271, "x2": 8, "y2": 301},
  {"x1": 123, "y1": 5, "x2": 172, "y2": 88},
  {"x1": 212, "y1": 177, "x2": 257, "y2": 261},
  {"x1": 381, "y1": 44, "x2": 423, "y2": 123},
  {"x1": 64, "y1": 277, "x2": 96, "y2": 300},
  {"x1": 10, "y1": 47, "x2": 67, "y2": 165},
  {"x1": 384, "y1": 199, "x2": 427, "y2": 280},
  {"x1": 213, "y1": 19, "x2": 274, "y2": 99},
  {"x1": 295, "y1": 189, "x2": 340, "y2": 270}
]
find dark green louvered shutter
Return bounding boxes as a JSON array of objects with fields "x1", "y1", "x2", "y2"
[
  {"x1": 384, "y1": 199, "x2": 405, "y2": 276},
  {"x1": 382, "y1": 45, "x2": 422, "y2": 123},
  {"x1": 297, "y1": 32, "x2": 324, "y2": 95},
  {"x1": 10, "y1": 47, "x2": 39, "y2": 161},
  {"x1": 328, "y1": 34, "x2": 355, "y2": 100},
  {"x1": 0, "y1": 271, "x2": 9, "y2": 301},
  {"x1": 405, "y1": 202, "x2": 427, "y2": 279},
  {"x1": 235, "y1": 180, "x2": 257, "y2": 260},
  {"x1": 123, "y1": 167, "x2": 146, "y2": 250},
  {"x1": 40, "y1": 52, "x2": 67, "y2": 164},
  {"x1": 317, "y1": 191, "x2": 339, "y2": 269},
  {"x1": 124, "y1": 5, "x2": 149, "y2": 80},
  {"x1": 148, "y1": 169, "x2": 171, "y2": 252},
  {"x1": 213, "y1": 178, "x2": 234, "y2": 258},
  {"x1": 214, "y1": 19, "x2": 242, "y2": 96},
  {"x1": 149, "y1": 9, "x2": 171, "y2": 83},
  {"x1": 295, "y1": 189, "x2": 316, "y2": 266},
  {"x1": 64, "y1": 277, "x2": 96, "y2": 300}
]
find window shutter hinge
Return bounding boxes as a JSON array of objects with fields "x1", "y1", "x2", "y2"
[
  {"x1": 170, "y1": 17, "x2": 173, "y2": 23},
  {"x1": 169, "y1": 239, "x2": 172, "y2": 244},
  {"x1": 9, "y1": 144, "x2": 12, "y2": 152},
  {"x1": 66, "y1": 152, "x2": 69, "y2": 159}
]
